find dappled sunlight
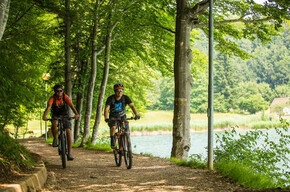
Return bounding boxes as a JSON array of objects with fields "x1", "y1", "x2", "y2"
[
  {"x1": 139, "y1": 179, "x2": 167, "y2": 185},
  {"x1": 65, "y1": 180, "x2": 198, "y2": 192},
  {"x1": 19, "y1": 138, "x2": 252, "y2": 191},
  {"x1": 133, "y1": 165, "x2": 171, "y2": 170}
]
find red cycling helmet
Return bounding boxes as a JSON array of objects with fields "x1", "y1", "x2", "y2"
[{"x1": 114, "y1": 83, "x2": 124, "y2": 90}]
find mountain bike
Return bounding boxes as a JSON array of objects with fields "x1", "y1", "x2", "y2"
[
  {"x1": 112, "y1": 116, "x2": 137, "y2": 169},
  {"x1": 47, "y1": 116, "x2": 74, "y2": 168}
]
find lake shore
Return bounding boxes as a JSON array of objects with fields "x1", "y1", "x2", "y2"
[{"x1": 130, "y1": 126, "x2": 250, "y2": 136}]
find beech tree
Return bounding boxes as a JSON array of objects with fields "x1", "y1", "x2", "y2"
[
  {"x1": 0, "y1": 0, "x2": 57, "y2": 132},
  {"x1": 81, "y1": 0, "x2": 100, "y2": 145},
  {"x1": 0, "y1": 0, "x2": 10, "y2": 40},
  {"x1": 171, "y1": 0, "x2": 289, "y2": 159}
]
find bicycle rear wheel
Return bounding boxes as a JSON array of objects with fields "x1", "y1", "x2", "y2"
[
  {"x1": 60, "y1": 133, "x2": 67, "y2": 168},
  {"x1": 123, "y1": 133, "x2": 132, "y2": 169},
  {"x1": 113, "y1": 133, "x2": 122, "y2": 166}
]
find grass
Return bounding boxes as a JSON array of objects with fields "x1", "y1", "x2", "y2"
[
  {"x1": 73, "y1": 137, "x2": 113, "y2": 152},
  {"x1": 0, "y1": 132, "x2": 36, "y2": 179},
  {"x1": 5, "y1": 111, "x2": 285, "y2": 138},
  {"x1": 214, "y1": 160, "x2": 276, "y2": 189},
  {"x1": 170, "y1": 156, "x2": 207, "y2": 169}
]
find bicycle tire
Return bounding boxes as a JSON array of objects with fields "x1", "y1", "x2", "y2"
[
  {"x1": 113, "y1": 133, "x2": 122, "y2": 166},
  {"x1": 123, "y1": 133, "x2": 133, "y2": 169},
  {"x1": 60, "y1": 133, "x2": 67, "y2": 168}
]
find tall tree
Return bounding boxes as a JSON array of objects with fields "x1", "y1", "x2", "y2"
[
  {"x1": 64, "y1": 0, "x2": 72, "y2": 102},
  {"x1": 171, "y1": 0, "x2": 193, "y2": 159},
  {"x1": 91, "y1": 5, "x2": 115, "y2": 145},
  {"x1": 0, "y1": 0, "x2": 10, "y2": 40},
  {"x1": 81, "y1": 0, "x2": 100, "y2": 145},
  {"x1": 0, "y1": 0, "x2": 57, "y2": 131},
  {"x1": 171, "y1": 0, "x2": 288, "y2": 159},
  {"x1": 214, "y1": 53, "x2": 237, "y2": 111}
]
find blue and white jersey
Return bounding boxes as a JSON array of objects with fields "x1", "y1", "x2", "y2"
[{"x1": 105, "y1": 95, "x2": 132, "y2": 118}]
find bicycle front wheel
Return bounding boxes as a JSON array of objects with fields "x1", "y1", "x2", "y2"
[
  {"x1": 123, "y1": 133, "x2": 132, "y2": 169},
  {"x1": 60, "y1": 133, "x2": 67, "y2": 168},
  {"x1": 113, "y1": 133, "x2": 122, "y2": 167}
]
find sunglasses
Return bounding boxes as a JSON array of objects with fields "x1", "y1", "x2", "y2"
[
  {"x1": 56, "y1": 89, "x2": 63, "y2": 93},
  {"x1": 115, "y1": 90, "x2": 123, "y2": 93}
]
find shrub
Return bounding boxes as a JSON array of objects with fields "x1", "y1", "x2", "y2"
[{"x1": 214, "y1": 119, "x2": 290, "y2": 188}]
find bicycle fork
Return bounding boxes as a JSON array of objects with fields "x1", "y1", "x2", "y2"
[
  {"x1": 114, "y1": 122, "x2": 126, "y2": 153},
  {"x1": 58, "y1": 127, "x2": 67, "y2": 155}
]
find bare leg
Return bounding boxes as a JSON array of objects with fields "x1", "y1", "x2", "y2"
[
  {"x1": 52, "y1": 120, "x2": 58, "y2": 139},
  {"x1": 110, "y1": 126, "x2": 116, "y2": 137},
  {"x1": 66, "y1": 128, "x2": 72, "y2": 154}
]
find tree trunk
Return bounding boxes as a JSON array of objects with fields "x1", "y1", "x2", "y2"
[
  {"x1": 74, "y1": 59, "x2": 89, "y2": 142},
  {"x1": 171, "y1": 0, "x2": 193, "y2": 160},
  {"x1": 91, "y1": 14, "x2": 113, "y2": 145},
  {"x1": 64, "y1": 0, "x2": 72, "y2": 98},
  {"x1": 64, "y1": 0, "x2": 74, "y2": 142},
  {"x1": 0, "y1": 0, "x2": 10, "y2": 40},
  {"x1": 81, "y1": 0, "x2": 99, "y2": 146}
]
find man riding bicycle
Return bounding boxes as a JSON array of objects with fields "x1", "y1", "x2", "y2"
[
  {"x1": 42, "y1": 84, "x2": 79, "y2": 160},
  {"x1": 104, "y1": 83, "x2": 140, "y2": 148}
]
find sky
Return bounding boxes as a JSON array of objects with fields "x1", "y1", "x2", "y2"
[{"x1": 253, "y1": 0, "x2": 267, "y2": 4}]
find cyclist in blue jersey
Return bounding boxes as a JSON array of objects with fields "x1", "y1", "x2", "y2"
[{"x1": 104, "y1": 83, "x2": 140, "y2": 148}]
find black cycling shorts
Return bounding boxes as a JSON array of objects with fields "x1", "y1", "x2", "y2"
[
  {"x1": 52, "y1": 115, "x2": 72, "y2": 130},
  {"x1": 108, "y1": 117, "x2": 129, "y2": 130}
]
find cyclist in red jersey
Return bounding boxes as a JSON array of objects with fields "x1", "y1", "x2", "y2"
[{"x1": 42, "y1": 84, "x2": 79, "y2": 160}]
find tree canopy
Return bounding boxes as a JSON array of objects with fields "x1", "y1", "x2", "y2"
[{"x1": 0, "y1": 0, "x2": 289, "y2": 159}]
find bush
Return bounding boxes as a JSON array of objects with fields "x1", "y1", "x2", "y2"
[
  {"x1": 170, "y1": 154, "x2": 207, "y2": 169},
  {"x1": 238, "y1": 94, "x2": 269, "y2": 114},
  {"x1": 0, "y1": 133, "x2": 35, "y2": 176},
  {"x1": 214, "y1": 119, "x2": 290, "y2": 188}
]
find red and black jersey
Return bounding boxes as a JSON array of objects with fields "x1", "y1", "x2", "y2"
[{"x1": 47, "y1": 94, "x2": 72, "y2": 116}]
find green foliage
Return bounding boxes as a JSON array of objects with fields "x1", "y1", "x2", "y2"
[
  {"x1": 214, "y1": 160, "x2": 275, "y2": 189},
  {"x1": 148, "y1": 28, "x2": 288, "y2": 113},
  {"x1": 0, "y1": 0, "x2": 58, "y2": 131},
  {"x1": 214, "y1": 121, "x2": 290, "y2": 188},
  {"x1": 73, "y1": 136, "x2": 112, "y2": 152},
  {"x1": 274, "y1": 84, "x2": 290, "y2": 98},
  {"x1": 158, "y1": 78, "x2": 175, "y2": 110},
  {"x1": 214, "y1": 53, "x2": 238, "y2": 110},
  {"x1": 170, "y1": 154, "x2": 207, "y2": 169},
  {"x1": 0, "y1": 133, "x2": 35, "y2": 172},
  {"x1": 190, "y1": 74, "x2": 208, "y2": 113},
  {"x1": 238, "y1": 94, "x2": 269, "y2": 114}
]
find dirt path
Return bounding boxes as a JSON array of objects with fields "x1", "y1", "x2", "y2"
[{"x1": 19, "y1": 138, "x2": 256, "y2": 192}]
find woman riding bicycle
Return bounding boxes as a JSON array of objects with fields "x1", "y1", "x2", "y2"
[
  {"x1": 42, "y1": 84, "x2": 79, "y2": 160},
  {"x1": 104, "y1": 83, "x2": 140, "y2": 148}
]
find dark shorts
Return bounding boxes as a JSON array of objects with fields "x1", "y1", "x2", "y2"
[
  {"x1": 52, "y1": 115, "x2": 72, "y2": 130},
  {"x1": 108, "y1": 117, "x2": 129, "y2": 131}
]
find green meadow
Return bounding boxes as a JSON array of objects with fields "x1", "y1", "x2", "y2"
[{"x1": 7, "y1": 110, "x2": 286, "y2": 138}]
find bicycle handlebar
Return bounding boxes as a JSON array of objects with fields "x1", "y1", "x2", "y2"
[
  {"x1": 46, "y1": 116, "x2": 75, "y2": 121},
  {"x1": 107, "y1": 117, "x2": 139, "y2": 122}
]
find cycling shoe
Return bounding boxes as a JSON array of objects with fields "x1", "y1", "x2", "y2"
[
  {"x1": 67, "y1": 154, "x2": 74, "y2": 161},
  {"x1": 52, "y1": 138, "x2": 58, "y2": 147}
]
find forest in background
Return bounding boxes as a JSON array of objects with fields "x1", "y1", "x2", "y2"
[
  {"x1": 0, "y1": 0, "x2": 289, "y2": 145},
  {"x1": 0, "y1": 0, "x2": 289, "y2": 187},
  {"x1": 148, "y1": 29, "x2": 289, "y2": 113}
]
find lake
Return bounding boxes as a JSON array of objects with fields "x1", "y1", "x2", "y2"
[{"x1": 131, "y1": 128, "x2": 289, "y2": 159}]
